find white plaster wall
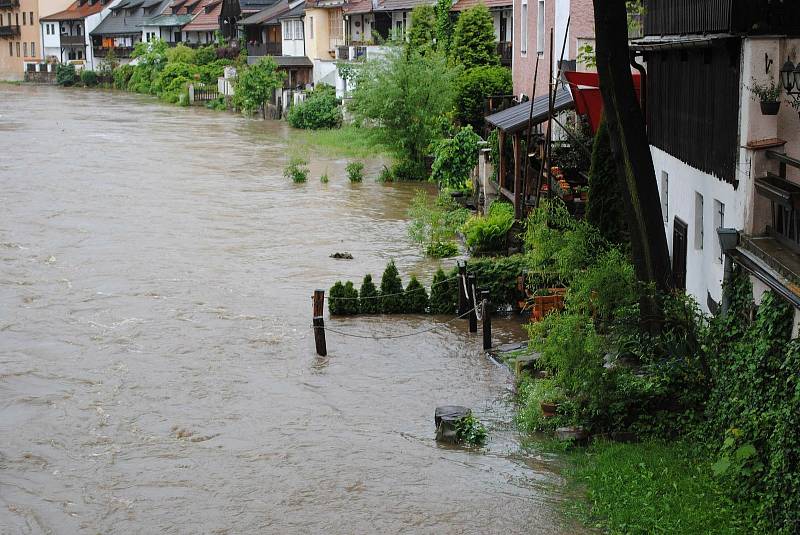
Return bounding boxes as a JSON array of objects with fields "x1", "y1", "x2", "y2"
[
  {"x1": 41, "y1": 23, "x2": 60, "y2": 49},
  {"x1": 42, "y1": 45, "x2": 60, "y2": 61},
  {"x1": 652, "y1": 147, "x2": 741, "y2": 312},
  {"x1": 282, "y1": 20, "x2": 305, "y2": 55}
]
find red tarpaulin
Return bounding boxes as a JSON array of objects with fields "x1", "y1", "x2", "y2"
[{"x1": 564, "y1": 71, "x2": 642, "y2": 134}]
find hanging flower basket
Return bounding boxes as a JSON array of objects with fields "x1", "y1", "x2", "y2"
[{"x1": 760, "y1": 101, "x2": 781, "y2": 115}]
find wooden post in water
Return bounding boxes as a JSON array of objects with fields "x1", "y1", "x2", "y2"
[
  {"x1": 468, "y1": 274, "x2": 478, "y2": 333},
  {"x1": 312, "y1": 289, "x2": 327, "y2": 356},
  {"x1": 481, "y1": 289, "x2": 492, "y2": 350},
  {"x1": 457, "y1": 261, "x2": 468, "y2": 316}
]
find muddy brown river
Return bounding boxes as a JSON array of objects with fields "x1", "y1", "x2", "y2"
[{"x1": 0, "y1": 84, "x2": 574, "y2": 534}]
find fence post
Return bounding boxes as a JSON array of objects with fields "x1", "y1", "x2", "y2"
[
  {"x1": 468, "y1": 274, "x2": 478, "y2": 333},
  {"x1": 481, "y1": 289, "x2": 491, "y2": 350},
  {"x1": 457, "y1": 260, "x2": 467, "y2": 316},
  {"x1": 313, "y1": 289, "x2": 327, "y2": 356},
  {"x1": 188, "y1": 83, "x2": 195, "y2": 104}
]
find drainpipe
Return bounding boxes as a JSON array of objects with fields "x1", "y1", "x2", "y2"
[{"x1": 629, "y1": 51, "x2": 647, "y2": 120}]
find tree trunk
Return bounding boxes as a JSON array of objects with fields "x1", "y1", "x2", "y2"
[{"x1": 592, "y1": 0, "x2": 673, "y2": 304}]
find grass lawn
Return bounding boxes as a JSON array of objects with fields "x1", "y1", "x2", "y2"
[
  {"x1": 566, "y1": 440, "x2": 754, "y2": 534},
  {"x1": 289, "y1": 125, "x2": 389, "y2": 159}
]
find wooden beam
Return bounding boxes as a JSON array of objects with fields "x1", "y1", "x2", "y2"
[
  {"x1": 513, "y1": 132, "x2": 522, "y2": 219},
  {"x1": 497, "y1": 130, "x2": 506, "y2": 189}
]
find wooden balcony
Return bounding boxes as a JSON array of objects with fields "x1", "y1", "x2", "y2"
[
  {"x1": 93, "y1": 46, "x2": 134, "y2": 58},
  {"x1": 496, "y1": 41, "x2": 511, "y2": 66},
  {"x1": 643, "y1": 0, "x2": 800, "y2": 36},
  {"x1": 246, "y1": 42, "x2": 281, "y2": 56},
  {"x1": 0, "y1": 24, "x2": 20, "y2": 38},
  {"x1": 61, "y1": 35, "x2": 86, "y2": 46}
]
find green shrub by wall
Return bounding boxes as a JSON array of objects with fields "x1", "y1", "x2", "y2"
[{"x1": 287, "y1": 84, "x2": 342, "y2": 130}]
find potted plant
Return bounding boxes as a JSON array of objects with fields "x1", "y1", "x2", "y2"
[{"x1": 749, "y1": 76, "x2": 782, "y2": 115}]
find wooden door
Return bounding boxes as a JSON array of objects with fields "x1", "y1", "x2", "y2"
[{"x1": 672, "y1": 217, "x2": 688, "y2": 290}]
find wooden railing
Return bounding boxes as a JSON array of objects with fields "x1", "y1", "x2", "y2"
[
  {"x1": 247, "y1": 42, "x2": 281, "y2": 56},
  {"x1": 93, "y1": 46, "x2": 134, "y2": 58},
  {"x1": 61, "y1": 35, "x2": 85, "y2": 45},
  {"x1": 0, "y1": 24, "x2": 20, "y2": 37}
]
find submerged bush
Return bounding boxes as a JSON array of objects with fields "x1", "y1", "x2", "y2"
[
  {"x1": 80, "y1": 69, "x2": 98, "y2": 86},
  {"x1": 112, "y1": 64, "x2": 134, "y2": 89},
  {"x1": 429, "y1": 268, "x2": 458, "y2": 315},
  {"x1": 379, "y1": 260, "x2": 405, "y2": 313},
  {"x1": 328, "y1": 280, "x2": 359, "y2": 315},
  {"x1": 287, "y1": 84, "x2": 341, "y2": 129},
  {"x1": 455, "y1": 412, "x2": 488, "y2": 446},
  {"x1": 408, "y1": 190, "x2": 470, "y2": 258},
  {"x1": 346, "y1": 161, "x2": 364, "y2": 183},
  {"x1": 358, "y1": 274, "x2": 379, "y2": 314},
  {"x1": 404, "y1": 276, "x2": 429, "y2": 313},
  {"x1": 284, "y1": 156, "x2": 309, "y2": 183}
]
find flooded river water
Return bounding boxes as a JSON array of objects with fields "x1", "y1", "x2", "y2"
[{"x1": 0, "y1": 84, "x2": 573, "y2": 534}]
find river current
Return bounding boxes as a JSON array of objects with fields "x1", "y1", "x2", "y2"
[{"x1": 0, "y1": 84, "x2": 573, "y2": 534}]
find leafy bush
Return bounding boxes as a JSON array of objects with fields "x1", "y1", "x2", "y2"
[
  {"x1": 287, "y1": 84, "x2": 342, "y2": 129},
  {"x1": 455, "y1": 412, "x2": 488, "y2": 446},
  {"x1": 56, "y1": 64, "x2": 78, "y2": 86},
  {"x1": 407, "y1": 190, "x2": 470, "y2": 258},
  {"x1": 429, "y1": 268, "x2": 458, "y2": 315},
  {"x1": 379, "y1": 260, "x2": 405, "y2": 313},
  {"x1": 404, "y1": 276, "x2": 429, "y2": 313},
  {"x1": 112, "y1": 64, "x2": 134, "y2": 89},
  {"x1": 407, "y1": 4, "x2": 436, "y2": 55},
  {"x1": 233, "y1": 57, "x2": 284, "y2": 116},
  {"x1": 346, "y1": 161, "x2": 364, "y2": 183},
  {"x1": 430, "y1": 125, "x2": 481, "y2": 189},
  {"x1": 165, "y1": 43, "x2": 196, "y2": 64},
  {"x1": 284, "y1": 156, "x2": 309, "y2": 183},
  {"x1": 80, "y1": 69, "x2": 98, "y2": 86},
  {"x1": 358, "y1": 274, "x2": 379, "y2": 314},
  {"x1": 567, "y1": 248, "x2": 637, "y2": 324},
  {"x1": 194, "y1": 45, "x2": 217, "y2": 65},
  {"x1": 454, "y1": 66, "x2": 512, "y2": 129},
  {"x1": 516, "y1": 377, "x2": 568, "y2": 433},
  {"x1": 450, "y1": 5, "x2": 499, "y2": 69},
  {"x1": 461, "y1": 201, "x2": 514, "y2": 254}
]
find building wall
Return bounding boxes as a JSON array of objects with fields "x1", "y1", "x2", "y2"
[
  {"x1": 1, "y1": 0, "x2": 43, "y2": 79},
  {"x1": 304, "y1": 6, "x2": 329, "y2": 60},
  {"x1": 512, "y1": 0, "x2": 592, "y2": 97}
]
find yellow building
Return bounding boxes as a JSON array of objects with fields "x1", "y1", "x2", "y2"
[{"x1": 1, "y1": 0, "x2": 72, "y2": 80}]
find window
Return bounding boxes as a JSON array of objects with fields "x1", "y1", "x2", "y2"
[
  {"x1": 283, "y1": 21, "x2": 292, "y2": 40},
  {"x1": 660, "y1": 171, "x2": 669, "y2": 223},
  {"x1": 536, "y1": 0, "x2": 545, "y2": 54},
  {"x1": 294, "y1": 20, "x2": 303, "y2": 39},
  {"x1": 46, "y1": 24, "x2": 50, "y2": 35},
  {"x1": 694, "y1": 192, "x2": 704, "y2": 250},
  {"x1": 520, "y1": 0, "x2": 527, "y2": 55},
  {"x1": 29, "y1": 12, "x2": 33, "y2": 24},
  {"x1": 77, "y1": 49, "x2": 82, "y2": 59},
  {"x1": 309, "y1": 16, "x2": 313, "y2": 39},
  {"x1": 16, "y1": 13, "x2": 19, "y2": 25},
  {"x1": 16, "y1": 41, "x2": 20, "y2": 56},
  {"x1": 8, "y1": 42, "x2": 12, "y2": 56},
  {"x1": 30, "y1": 42, "x2": 34, "y2": 56},
  {"x1": 22, "y1": 11, "x2": 26, "y2": 25},
  {"x1": 23, "y1": 42, "x2": 27, "y2": 56},
  {"x1": 714, "y1": 200, "x2": 725, "y2": 263}
]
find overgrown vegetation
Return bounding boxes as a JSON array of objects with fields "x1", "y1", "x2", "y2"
[
  {"x1": 430, "y1": 125, "x2": 481, "y2": 190},
  {"x1": 287, "y1": 84, "x2": 341, "y2": 129},
  {"x1": 455, "y1": 412, "x2": 488, "y2": 446},
  {"x1": 346, "y1": 161, "x2": 365, "y2": 183},
  {"x1": 284, "y1": 156, "x2": 309, "y2": 183},
  {"x1": 407, "y1": 190, "x2": 469, "y2": 258},
  {"x1": 454, "y1": 65, "x2": 512, "y2": 130},
  {"x1": 233, "y1": 56, "x2": 284, "y2": 117},
  {"x1": 461, "y1": 201, "x2": 514, "y2": 254}
]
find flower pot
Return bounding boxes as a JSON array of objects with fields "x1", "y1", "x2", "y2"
[
  {"x1": 540, "y1": 401, "x2": 559, "y2": 418},
  {"x1": 760, "y1": 101, "x2": 781, "y2": 115}
]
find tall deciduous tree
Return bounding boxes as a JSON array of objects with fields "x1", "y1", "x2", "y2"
[
  {"x1": 592, "y1": 0, "x2": 673, "y2": 300},
  {"x1": 233, "y1": 57, "x2": 285, "y2": 118},
  {"x1": 407, "y1": 5, "x2": 437, "y2": 55},
  {"x1": 451, "y1": 5, "x2": 499, "y2": 70},
  {"x1": 434, "y1": 0, "x2": 454, "y2": 55}
]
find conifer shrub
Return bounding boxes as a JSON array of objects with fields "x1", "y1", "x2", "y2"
[
  {"x1": 429, "y1": 268, "x2": 458, "y2": 314},
  {"x1": 587, "y1": 118, "x2": 628, "y2": 244},
  {"x1": 358, "y1": 274, "x2": 379, "y2": 313},
  {"x1": 405, "y1": 276, "x2": 429, "y2": 313},
  {"x1": 56, "y1": 64, "x2": 78, "y2": 86},
  {"x1": 379, "y1": 260, "x2": 405, "y2": 313},
  {"x1": 450, "y1": 5, "x2": 499, "y2": 69},
  {"x1": 328, "y1": 280, "x2": 358, "y2": 315}
]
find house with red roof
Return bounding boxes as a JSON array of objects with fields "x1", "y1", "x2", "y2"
[
  {"x1": 40, "y1": 0, "x2": 118, "y2": 69},
  {"x1": 181, "y1": 0, "x2": 221, "y2": 45}
]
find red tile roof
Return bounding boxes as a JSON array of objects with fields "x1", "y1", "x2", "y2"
[
  {"x1": 182, "y1": 0, "x2": 221, "y2": 30},
  {"x1": 342, "y1": 0, "x2": 371, "y2": 14},
  {"x1": 41, "y1": 0, "x2": 107, "y2": 21},
  {"x1": 451, "y1": 0, "x2": 510, "y2": 11}
]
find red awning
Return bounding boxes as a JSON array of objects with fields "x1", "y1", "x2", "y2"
[{"x1": 563, "y1": 71, "x2": 642, "y2": 134}]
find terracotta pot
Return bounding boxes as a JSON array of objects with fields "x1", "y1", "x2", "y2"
[
  {"x1": 540, "y1": 401, "x2": 559, "y2": 418},
  {"x1": 760, "y1": 101, "x2": 781, "y2": 115}
]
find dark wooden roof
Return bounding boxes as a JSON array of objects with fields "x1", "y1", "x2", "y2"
[{"x1": 486, "y1": 88, "x2": 573, "y2": 134}]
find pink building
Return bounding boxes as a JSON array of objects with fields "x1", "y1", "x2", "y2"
[{"x1": 511, "y1": 0, "x2": 594, "y2": 98}]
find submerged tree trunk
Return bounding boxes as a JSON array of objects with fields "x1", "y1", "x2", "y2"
[{"x1": 592, "y1": 0, "x2": 673, "y2": 304}]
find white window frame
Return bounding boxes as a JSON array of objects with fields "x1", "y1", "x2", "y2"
[
  {"x1": 283, "y1": 21, "x2": 292, "y2": 40},
  {"x1": 536, "y1": 0, "x2": 545, "y2": 54},
  {"x1": 520, "y1": 0, "x2": 527, "y2": 55}
]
